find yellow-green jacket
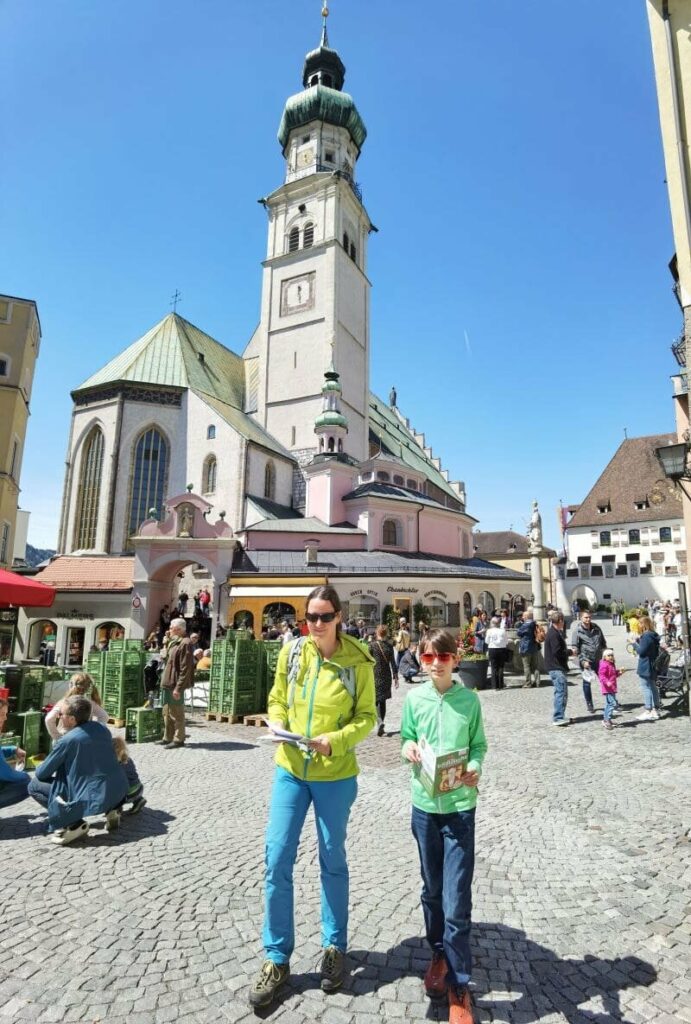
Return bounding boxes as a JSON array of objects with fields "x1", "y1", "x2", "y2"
[{"x1": 267, "y1": 633, "x2": 376, "y2": 781}]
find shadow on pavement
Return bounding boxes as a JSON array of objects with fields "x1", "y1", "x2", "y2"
[
  {"x1": 188, "y1": 740, "x2": 257, "y2": 751},
  {"x1": 346, "y1": 923, "x2": 656, "y2": 1023}
]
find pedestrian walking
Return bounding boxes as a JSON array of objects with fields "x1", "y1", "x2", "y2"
[
  {"x1": 368, "y1": 624, "x2": 398, "y2": 736},
  {"x1": 158, "y1": 618, "x2": 194, "y2": 748},
  {"x1": 401, "y1": 629, "x2": 487, "y2": 1024},
  {"x1": 633, "y1": 616, "x2": 662, "y2": 721},
  {"x1": 544, "y1": 610, "x2": 570, "y2": 726},
  {"x1": 569, "y1": 609, "x2": 606, "y2": 714},
  {"x1": 598, "y1": 649, "x2": 623, "y2": 732},
  {"x1": 517, "y1": 611, "x2": 540, "y2": 687},
  {"x1": 249, "y1": 585, "x2": 376, "y2": 1009},
  {"x1": 485, "y1": 616, "x2": 508, "y2": 690},
  {"x1": 394, "y1": 617, "x2": 411, "y2": 670}
]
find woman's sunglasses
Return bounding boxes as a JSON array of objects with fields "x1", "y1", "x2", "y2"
[
  {"x1": 305, "y1": 611, "x2": 338, "y2": 624},
  {"x1": 420, "y1": 652, "x2": 455, "y2": 665}
]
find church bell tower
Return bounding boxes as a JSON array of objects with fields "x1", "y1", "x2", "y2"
[{"x1": 250, "y1": 3, "x2": 374, "y2": 504}]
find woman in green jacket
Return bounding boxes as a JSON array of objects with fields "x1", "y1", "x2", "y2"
[
  {"x1": 249, "y1": 585, "x2": 376, "y2": 1010},
  {"x1": 401, "y1": 628, "x2": 487, "y2": 1024}
]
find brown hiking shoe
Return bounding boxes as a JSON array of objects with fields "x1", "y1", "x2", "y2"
[
  {"x1": 424, "y1": 950, "x2": 448, "y2": 999},
  {"x1": 449, "y1": 986, "x2": 475, "y2": 1024},
  {"x1": 248, "y1": 960, "x2": 289, "y2": 1008}
]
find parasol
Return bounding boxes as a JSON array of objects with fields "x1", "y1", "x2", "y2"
[{"x1": 0, "y1": 568, "x2": 56, "y2": 608}]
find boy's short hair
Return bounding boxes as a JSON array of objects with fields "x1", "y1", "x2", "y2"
[{"x1": 419, "y1": 629, "x2": 457, "y2": 657}]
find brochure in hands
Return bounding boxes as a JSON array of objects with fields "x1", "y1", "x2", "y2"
[
  {"x1": 417, "y1": 736, "x2": 468, "y2": 798},
  {"x1": 260, "y1": 719, "x2": 310, "y2": 752}
]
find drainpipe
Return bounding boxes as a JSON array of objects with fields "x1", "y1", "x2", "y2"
[
  {"x1": 104, "y1": 392, "x2": 125, "y2": 553},
  {"x1": 662, "y1": 1, "x2": 691, "y2": 285}
]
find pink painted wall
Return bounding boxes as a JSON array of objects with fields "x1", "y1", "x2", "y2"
[
  {"x1": 243, "y1": 530, "x2": 366, "y2": 551},
  {"x1": 306, "y1": 475, "x2": 330, "y2": 521},
  {"x1": 307, "y1": 467, "x2": 358, "y2": 525},
  {"x1": 419, "y1": 512, "x2": 462, "y2": 557}
]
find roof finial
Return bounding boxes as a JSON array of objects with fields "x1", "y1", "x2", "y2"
[{"x1": 321, "y1": 2, "x2": 330, "y2": 47}]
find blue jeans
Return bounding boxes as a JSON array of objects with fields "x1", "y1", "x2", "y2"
[
  {"x1": 27, "y1": 776, "x2": 51, "y2": 807},
  {"x1": 0, "y1": 780, "x2": 29, "y2": 809},
  {"x1": 549, "y1": 670, "x2": 568, "y2": 722},
  {"x1": 263, "y1": 766, "x2": 357, "y2": 964},
  {"x1": 638, "y1": 674, "x2": 660, "y2": 711},
  {"x1": 411, "y1": 806, "x2": 476, "y2": 989},
  {"x1": 603, "y1": 693, "x2": 617, "y2": 722}
]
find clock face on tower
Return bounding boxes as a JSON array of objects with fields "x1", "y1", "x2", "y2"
[
  {"x1": 280, "y1": 272, "x2": 316, "y2": 316},
  {"x1": 298, "y1": 148, "x2": 315, "y2": 168}
]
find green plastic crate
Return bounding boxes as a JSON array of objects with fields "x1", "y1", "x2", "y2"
[
  {"x1": 16, "y1": 711, "x2": 41, "y2": 758},
  {"x1": 125, "y1": 707, "x2": 163, "y2": 743}
]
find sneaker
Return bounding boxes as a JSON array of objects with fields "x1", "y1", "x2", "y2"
[
  {"x1": 424, "y1": 950, "x2": 448, "y2": 999},
  {"x1": 164, "y1": 741, "x2": 185, "y2": 749},
  {"x1": 248, "y1": 960, "x2": 290, "y2": 1008},
  {"x1": 552, "y1": 718, "x2": 569, "y2": 726},
  {"x1": 155, "y1": 738, "x2": 171, "y2": 745},
  {"x1": 320, "y1": 945, "x2": 345, "y2": 993},
  {"x1": 50, "y1": 820, "x2": 89, "y2": 846},
  {"x1": 377, "y1": 723, "x2": 386, "y2": 737},
  {"x1": 603, "y1": 720, "x2": 613, "y2": 731},
  {"x1": 587, "y1": 706, "x2": 596, "y2": 714},
  {"x1": 125, "y1": 796, "x2": 147, "y2": 816},
  {"x1": 648, "y1": 708, "x2": 660, "y2": 720},
  {"x1": 636, "y1": 710, "x2": 653, "y2": 721},
  {"x1": 449, "y1": 985, "x2": 475, "y2": 1024},
  {"x1": 105, "y1": 810, "x2": 121, "y2": 832}
]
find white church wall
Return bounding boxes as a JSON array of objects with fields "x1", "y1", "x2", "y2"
[
  {"x1": 187, "y1": 391, "x2": 245, "y2": 529},
  {"x1": 245, "y1": 446, "x2": 294, "y2": 508}
]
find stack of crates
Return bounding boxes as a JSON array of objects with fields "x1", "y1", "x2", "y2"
[
  {"x1": 260, "y1": 641, "x2": 283, "y2": 712},
  {"x1": 102, "y1": 646, "x2": 145, "y2": 721},
  {"x1": 125, "y1": 707, "x2": 163, "y2": 743},
  {"x1": 2, "y1": 666, "x2": 45, "y2": 716},
  {"x1": 84, "y1": 652, "x2": 105, "y2": 688},
  {"x1": 209, "y1": 635, "x2": 263, "y2": 716},
  {"x1": 15, "y1": 710, "x2": 41, "y2": 758}
]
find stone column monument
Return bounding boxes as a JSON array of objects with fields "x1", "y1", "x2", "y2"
[{"x1": 528, "y1": 500, "x2": 546, "y2": 621}]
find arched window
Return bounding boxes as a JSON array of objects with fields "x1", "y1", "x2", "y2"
[
  {"x1": 288, "y1": 226, "x2": 300, "y2": 253},
  {"x1": 303, "y1": 223, "x2": 314, "y2": 248},
  {"x1": 207, "y1": 425, "x2": 216, "y2": 440},
  {"x1": 127, "y1": 427, "x2": 168, "y2": 541},
  {"x1": 478, "y1": 591, "x2": 495, "y2": 614},
  {"x1": 350, "y1": 242, "x2": 357, "y2": 262},
  {"x1": 463, "y1": 592, "x2": 473, "y2": 622},
  {"x1": 377, "y1": 470, "x2": 390, "y2": 482},
  {"x1": 203, "y1": 456, "x2": 217, "y2": 494},
  {"x1": 73, "y1": 426, "x2": 104, "y2": 550},
  {"x1": 327, "y1": 437, "x2": 335, "y2": 452},
  {"x1": 343, "y1": 231, "x2": 349, "y2": 252},
  {"x1": 264, "y1": 460, "x2": 276, "y2": 501},
  {"x1": 382, "y1": 519, "x2": 400, "y2": 546},
  {"x1": 393, "y1": 475, "x2": 404, "y2": 486},
  {"x1": 322, "y1": 74, "x2": 333, "y2": 87},
  {"x1": 406, "y1": 479, "x2": 417, "y2": 490}
]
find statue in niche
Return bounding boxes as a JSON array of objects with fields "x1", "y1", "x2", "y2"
[
  {"x1": 178, "y1": 504, "x2": 194, "y2": 538},
  {"x1": 527, "y1": 500, "x2": 542, "y2": 555}
]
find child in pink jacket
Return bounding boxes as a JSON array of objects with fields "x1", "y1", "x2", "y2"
[{"x1": 598, "y1": 649, "x2": 623, "y2": 732}]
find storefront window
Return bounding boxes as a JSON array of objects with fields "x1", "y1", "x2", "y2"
[
  {"x1": 66, "y1": 627, "x2": 85, "y2": 666},
  {"x1": 262, "y1": 602, "x2": 296, "y2": 627},
  {"x1": 27, "y1": 619, "x2": 57, "y2": 662},
  {"x1": 233, "y1": 610, "x2": 254, "y2": 630},
  {"x1": 426, "y1": 598, "x2": 445, "y2": 627},
  {"x1": 95, "y1": 621, "x2": 124, "y2": 651},
  {"x1": 347, "y1": 598, "x2": 380, "y2": 627}
]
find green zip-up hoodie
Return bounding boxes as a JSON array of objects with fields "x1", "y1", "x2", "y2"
[
  {"x1": 267, "y1": 633, "x2": 376, "y2": 782},
  {"x1": 400, "y1": 680, "x2": 487, "y2": 814}
]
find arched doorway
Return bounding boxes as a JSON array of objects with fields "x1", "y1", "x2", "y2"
[
  {"x1": 463, "y1": 592, "x2": 472, "y2": 623},
  {"x1": 94, "y1": 621, "x2": 125, "y2": 650},
  {"x1": 262, "y1": 602, "x2": 296, "y2": 628},
  {"x1": 569, "y1": 585, "x2": 597, "y2": 611},
  {"x1": 478, "y1": 591, "x2": 495, "y2": 615},
  {"x1": 233, "y1": 610, "x2": 254, "y2": 630},
  {"x1": 27, "y1": 619, "x2": 58, "y2": 660}
]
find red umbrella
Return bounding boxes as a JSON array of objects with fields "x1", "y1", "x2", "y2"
[{"x1": 0, "y1": 568, "x2": 56, "y2": 608}]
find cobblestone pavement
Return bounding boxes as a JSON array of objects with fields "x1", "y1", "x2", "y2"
[{"x1": 2, "y1": 620, "x2": 690, "y2": 1024}]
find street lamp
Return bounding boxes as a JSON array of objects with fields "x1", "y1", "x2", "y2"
[{"x1": 655, "y1": 440, "x2": 691, "y2": 500}]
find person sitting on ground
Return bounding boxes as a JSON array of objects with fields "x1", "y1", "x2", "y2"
[
  {"x1": 196, "y1": 649, "x2": 212, "y2": 671},
  {"x1": 0, "y1": 697, "x2": 30, "y2": 810},
  {"x1": 112, "y1": 736, "x2": 146, "y2": 815},
  {"x1": 398, "y1": 643, "x2": 421, "y2": 682},
  {"x1": 28, "y1": 695, "x2": 128, "y2": 845},
  {"x1": 45, "y1": 672, "x2": 110, "y2": 739}
]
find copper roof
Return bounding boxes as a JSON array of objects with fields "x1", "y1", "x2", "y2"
[
  {"x1": 34, "y1": 557, "x2": 134, "y2": 591},
  {"x1": 567, "y1": 434, "x2": 682, "y2": 529}
]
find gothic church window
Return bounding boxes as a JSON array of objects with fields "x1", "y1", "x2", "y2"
[
  {"x1": 203, "y1": 456, "x2": 217, "y2": 494},
  {"x1": 73, "y1": 425, "x2": 104, "y2": 550},
  {"x1": 288, "y1": 227, "x2": 300, "y2": 253},
  {"x1": 303, "y1": 223, "x2": 314, "y2": 248},
  {"x1": 350, "y1": 242, "x2": 357, "y2": 262},
  {"x1": 207, "y1": 425, "x2": 216, "y2": 440},
  {"x1": 343, "y1": 232, "x2": 349, "y2": 252},
  {"x1": 264, "y1": 461, "x2": 276, "y2": 501},
  {"x1": 127, "y1": 427, "x2": 169, "y2": 543}
]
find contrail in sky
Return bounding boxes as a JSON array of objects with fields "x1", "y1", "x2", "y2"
[{"x1": 464, "y1": 329, "x2": 472, "y2": 357}]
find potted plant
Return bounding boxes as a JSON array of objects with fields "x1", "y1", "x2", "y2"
[{"x1": 455, "y1": 622, "x2": 489, "y2": 690}]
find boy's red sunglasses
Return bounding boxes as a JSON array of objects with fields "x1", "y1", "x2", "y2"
[{"x1": 419, "y1": 652, "x2": 454, "y2": 665}]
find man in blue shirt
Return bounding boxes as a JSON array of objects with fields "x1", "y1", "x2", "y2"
[{"x1": 0, "y1": 697, "x2": 30, "y2": 809}]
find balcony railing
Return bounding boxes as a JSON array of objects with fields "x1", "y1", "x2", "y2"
[
  {"x1": 316, "y1": 164, "x2": 363, "y2": 203},
  {"x1": 671, "y1": 333, "x2": 686, "y2": 367},
  {"x1": 672, "y1": 372, "x2": 689, "y2": 397}
]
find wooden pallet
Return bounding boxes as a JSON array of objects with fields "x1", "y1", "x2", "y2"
[
  {"x1": 205, "y1": 712, "x2": 243, "y2": 724},
  {"x1": 107, "y1": 716, "x2": 126, "y2": 728},
  {"x1": 242, "y1": 714, "x2": 266, "y2": 728}
]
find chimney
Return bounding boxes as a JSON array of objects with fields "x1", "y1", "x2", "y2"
[{"x1": 304, "y1": 539, "x2": 320, "y2": 565}]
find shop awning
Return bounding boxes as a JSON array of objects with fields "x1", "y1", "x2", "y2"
[
  {"x1": 0, "y1": 568, "x2": 56, "y2": 608},
  {"x1": 229, "y1": 585, "x2": 317, "y2": 597}
]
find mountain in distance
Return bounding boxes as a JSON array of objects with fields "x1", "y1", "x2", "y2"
[{"x1": 24, "y1": 543, "x2": 57, "y2": 567}]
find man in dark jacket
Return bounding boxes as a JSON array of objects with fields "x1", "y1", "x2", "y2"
[
  {"x1": 544, "y1": 611, "x2": 570, "y2": 725},
  {"x1": 569, "y1": 609, "x2": 606, "y2": 713},
  {"x1": 516, "y1": 611, "x2": 540, "y2": 688},
  {"x1": 28, "y1": 695, "x2": 127, "y2": 845},
  {"x1": 398, "y1": 644, "x2": 421, "y2": 682},
  {"x1": 160, "y1": 618, "x2": 194, "y2": 749}
]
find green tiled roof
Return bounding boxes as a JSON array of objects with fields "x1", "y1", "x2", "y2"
[
  {"x1": 278, "y1": 85, "x2": 367, "y2": 154},
  {"x1": 73, "y1": 313, "x2": 246, "y2": 407},
  {"x1": 368, "y1": 394, "x2": 461, "y2": 506}
]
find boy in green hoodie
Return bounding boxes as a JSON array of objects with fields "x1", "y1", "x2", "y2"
[{"x1": 401, "y1": 628, "x2": 487, "y2": 1024}]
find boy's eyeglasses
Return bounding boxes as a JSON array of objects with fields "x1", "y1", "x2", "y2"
[
  {"x1": 419, "y1": 652, "x2": 454, "y2": 665},
  {"x1": 305, "y1": 611, "x2": 338, "y2": 624}
]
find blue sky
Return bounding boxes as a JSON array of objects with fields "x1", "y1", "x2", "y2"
[{"x1": 1, "y1": 0, "x2": 680, "y2": 550}]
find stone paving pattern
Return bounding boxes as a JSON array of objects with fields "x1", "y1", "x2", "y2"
[{"x1": 1, "y1": 620, "x2": 690, "y2": 1023}]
